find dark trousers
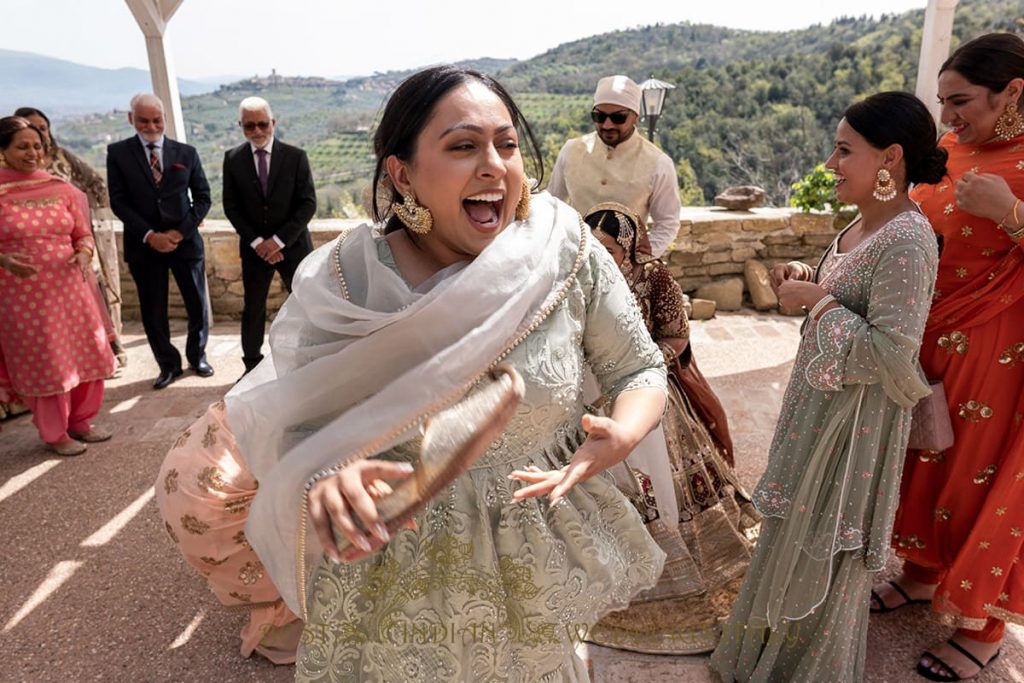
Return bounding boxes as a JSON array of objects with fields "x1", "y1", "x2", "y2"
[
  {"x1": 240, "y1": 246, "x2": 306, "y2": 370},
  {"x1": 128, "y1": 252, "x2": 209, "y2": 373}
]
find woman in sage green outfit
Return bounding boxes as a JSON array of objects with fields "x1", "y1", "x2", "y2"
[
  {"x1": 710, "y1": 91, "x2": 946, "y2": 682},
  {"x1": 158, "y1": 65, "x2": 668, "y2": 680}
]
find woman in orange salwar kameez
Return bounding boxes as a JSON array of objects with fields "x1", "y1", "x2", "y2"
[
  {"x1": 873, "y1": 33, "x2": 1024, "y2": 682},
  {"x1": 0, "y1": 117, "x2": 114, "y2": 456}
]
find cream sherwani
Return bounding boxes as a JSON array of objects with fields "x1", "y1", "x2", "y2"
[{"x1": 548, "y1": 130, "x2": 682, "y2": 257}]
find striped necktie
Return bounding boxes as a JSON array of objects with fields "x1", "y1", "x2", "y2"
[{"x1": 147, "y1": 143, "x2": 162, "y2": 185}]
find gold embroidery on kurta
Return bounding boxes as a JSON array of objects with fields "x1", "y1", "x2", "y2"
[
  {"x1": 979, "y1": 541, "x2": 991, "y2": 549},
  {"x1": 200, "y1": 556, "x2": 228, "y2": 566},
  {"x1": 995, "y1": 507, "x2": 1007, "y2": 516},
  {"x1": 229, "y1": 592, "x2": 252, "y2": 603},
  {"x1": 958, "y1": 400, "x2": 993, "y2": 421},
  {"x1": 239, "y1": 560, "x2": 265, "y2": 586},
  {"x1": 944, "y1": 203, "x2": 955, "y2": 215},
  {"x1": 918, "y1": 451, "x2": 946, "y2": 463},
  {"x1": 935, "y1": 507, "x2": 952, "y2": 521},
  {"x1": 181, "y1": 515, "x2": 210, "y2": 535},
  {"x1": 172, "y1": 429, "x2": 191, "y2": 450},
  {"x1": 937, "y1": 331, "x2": 968, "y2": 355},
  {"x1": 961, "y1": 580, "x2": 973, "y2": 590},
  {"x1": 165, "y1": 521, "x2": 179, "y2": 543},
  {"x1": 164, "y1": 468, "x2": 179, "y2": 495},
  {"x1": 961, "y1": 226, "x2": 973, "y2": 237},
  {"x1": 998, "y1": 342, "x2": 1024, "y2": 366},
  {"x1": 956, "y1": 267, "x2": 968, "y2": 278},
  {"x1": 224, "y1": 496, "x2": 253, "y2": 514},
  {"x1": 973, "y1": 465, "x2": 997, "y2": 485},
  {"x1": 992, "y1": 567, "x2": 1004, "y2": 577},
  {"x1": 197, "y1": 466, "x2": 228, "y2": 493},
  {"x1": 895, "y1": 533, "x2": 926, "y2": 550},
  {"x1": 201, "y1": 423, "x2": 220, "y2": 448},
  {"x1": 233, "y1": 530, "x2": 251, "y2": 549}
]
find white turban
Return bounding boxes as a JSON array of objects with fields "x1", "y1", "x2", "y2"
[{"x1": 593, "y1": 75, "x2": 641, "y2": 114}]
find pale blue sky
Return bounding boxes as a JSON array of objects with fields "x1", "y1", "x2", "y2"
[{"x1": 7, "y1": 0, "x2": 930, "y2": 79}]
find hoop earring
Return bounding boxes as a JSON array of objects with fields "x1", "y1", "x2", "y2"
[
  {"x1": 392, "y1": 193, "x2": 433, "y2": 235},
  {"x1": 515, "y1": 178, "x2": 532, "y2": 221},
  {"x1": 994, "y1": 103, "x2": 1024, "y2": 142},
  {"x1": 872, "y1": 168, "x2": 897, "y2": 202}
]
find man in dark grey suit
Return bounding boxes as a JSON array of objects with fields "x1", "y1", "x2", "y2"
[
  {"x1": 107, "y1": 93, "x2": 213, "y2": 389},
  {"x1": 223, "y1": 96, "x2": 316, "y2": 373}
]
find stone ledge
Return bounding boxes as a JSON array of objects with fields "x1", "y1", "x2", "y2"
[{"x1": 115, "y1": 210, "x2": 839, "y2": 320}]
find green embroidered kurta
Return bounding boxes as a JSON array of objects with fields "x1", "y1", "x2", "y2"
[
  {"x1": 297, "y1": 236, "x2": 668, "y2": 682},
  {"x1": 711, "y1": 211, "x2": 938, "y2": 682}
]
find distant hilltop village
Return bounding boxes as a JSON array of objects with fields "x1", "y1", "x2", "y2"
[{"x1": 220, "y1": 69, "x2": 343, "y2": 92}]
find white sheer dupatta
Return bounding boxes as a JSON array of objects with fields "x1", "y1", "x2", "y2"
[{"x1": 226, "y1": 193, "x2": 587, "y2": 614}]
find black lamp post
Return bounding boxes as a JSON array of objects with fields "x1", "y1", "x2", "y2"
[{"x1": 639, "y1": 76, "x2": 675, "y2": 142}]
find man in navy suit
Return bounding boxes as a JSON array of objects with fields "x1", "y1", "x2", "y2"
[
  {"x1": 223, "y1": 96, "x2": 316, "y2": 374},
  {"x1": 107, "y1": 93, "x2": 213, "y2": 389}
]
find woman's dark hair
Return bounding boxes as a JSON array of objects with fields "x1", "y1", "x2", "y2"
[
  {"x1": 0, "y1": 116, "x2": 44, "y2": 150},
  {"x1": 583, "y1": 210, "x2": 621, "y2": 239},
  {"x1": 13, "y1": 107, "x2": 55, "y2": 150},
  {"x1": 370, "y1": 65, "x2": 543, "y2": 231},
  {"x1": 844, "y1": 91, "x2": 948, "y2": 186},
  {"x1": 941, "y1": 33, "x2": 1024, "y2": 103}
]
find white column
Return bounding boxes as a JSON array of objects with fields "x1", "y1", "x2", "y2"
[
  {"x1": 916, "y1": 0, "x2": 960, "y2": 125},
  {"x1": 124, "y1": 0, "x2": 187, "y2": 142}
]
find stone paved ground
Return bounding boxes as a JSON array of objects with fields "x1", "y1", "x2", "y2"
[{"x1": 1, "y1": 313, "x2": 1021, "y2": 682}]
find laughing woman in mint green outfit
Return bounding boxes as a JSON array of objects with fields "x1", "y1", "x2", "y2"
[{"x1": 710, "y1": 91, "x2": 945, "y2": 682}]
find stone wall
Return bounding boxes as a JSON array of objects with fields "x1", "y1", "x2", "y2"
[
  {"x1": 117, "y1": 209, "x2": 840, "y2": 321},
  {"x1": 663, "y1": 207, "x2": 839, "y2": 292}
]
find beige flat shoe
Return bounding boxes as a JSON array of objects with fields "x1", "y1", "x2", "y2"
[
  {"x1": 68, "y1": 425, "x2": 113, "y2": 443},
  {"x1": 47, "y1": 439, "x2": 87, "y2": 456}
]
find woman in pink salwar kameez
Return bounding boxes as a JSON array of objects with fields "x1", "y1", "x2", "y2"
[{"x1": 0, "y1": 116, "x2": 114, "y2": 456}]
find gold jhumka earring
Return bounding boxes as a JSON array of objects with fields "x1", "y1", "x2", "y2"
[
  {"x1": 872, "y1": 168, "x2": 897, "y2": 202},
  {"x1": 392, "y1": 193, "x2": 433, "y2": 235},
  {"x1": 994, "y1": 102, "x2": 1024, "y2": 142},
  {"x1": 515, "y1": 178, "x2": 532, "y2": 221},
  {"x1": 0, "y1": 153, "x2": 8, "y2": 168}
]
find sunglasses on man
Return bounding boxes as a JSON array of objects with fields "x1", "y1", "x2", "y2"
[
  {"x1": 241, "y1": 121, "x2": 271, "y2": 131},
  {"x1": 590, "y1": 110, "x2": 631, "y2": 125}
]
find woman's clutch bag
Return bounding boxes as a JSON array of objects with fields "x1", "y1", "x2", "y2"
[{"x1": 334, "y1": 365, "x2": 524, "y2": 551}]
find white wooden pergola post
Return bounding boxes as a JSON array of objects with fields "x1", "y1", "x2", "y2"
[
  {"x1": 124, "y1": 0, "x2": 187, "y2": 142},
  {"x1": 916, "y1": 0, "x2": 960, "y2": 125}
]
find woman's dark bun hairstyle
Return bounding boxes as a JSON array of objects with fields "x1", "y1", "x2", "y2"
[{"x1": 844, "y1": 91, "x2": 948, "y2": 186}]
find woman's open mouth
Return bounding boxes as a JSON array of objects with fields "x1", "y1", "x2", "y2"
[{"x1": 463, "y1": 192, "x2": 504, "y2": 231}]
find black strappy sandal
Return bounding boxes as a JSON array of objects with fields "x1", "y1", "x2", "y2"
[
  {"x1": 870, "y1": 579, "x2": 930, "y2": 613},
  {"x1": 916, "y1": 639, "x2": 1001, "y2": 681}
]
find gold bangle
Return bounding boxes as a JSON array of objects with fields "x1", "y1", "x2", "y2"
[
  {"x1": 1008, "y1": 222, "x2": 1024, "y2": 241},
  {"x1": 1000, "y1": 198, "x2": 1021, "y2": 231}
]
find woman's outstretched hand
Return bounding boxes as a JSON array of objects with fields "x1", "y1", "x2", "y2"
[
  {"x1": 509, "y1": 413, "x2": 639, "y2": 504},
  {"x1": 308, "y1": 459, "x2": 416, "y2": 564}
]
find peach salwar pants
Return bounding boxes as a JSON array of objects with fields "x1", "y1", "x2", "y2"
[{"x1": 155, "y1": 400, "x2": 301, "y2": 664}]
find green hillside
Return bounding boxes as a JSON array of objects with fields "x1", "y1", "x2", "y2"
[{"x1": 54, "y1": 0, "x2": 1023, "y2": 217}]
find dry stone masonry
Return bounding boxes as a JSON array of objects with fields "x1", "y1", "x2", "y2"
[{"x1": 116, "y1": 209, "x2": 841, "y2": 320}]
